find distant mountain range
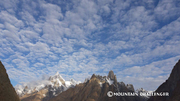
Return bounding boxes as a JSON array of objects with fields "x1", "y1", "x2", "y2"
[
  {"x1": 0, "y1": 59, "x2": 180, "y2": 101},
  {"x1": 50, "y1": 70, "x2": 151, "y2": 101},
  {"x1": 15, "y1": 70, "x2": 150, "y2": 101}
]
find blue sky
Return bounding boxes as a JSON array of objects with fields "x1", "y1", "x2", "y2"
[{"x1": 0, "y1": 0, "x2": 180, "y2": 91}]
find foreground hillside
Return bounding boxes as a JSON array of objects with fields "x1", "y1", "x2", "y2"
[
  {"x1": 0, "y1": 61, "x2": 20, "y2": 101},
  {"x1": 148, "y1": 59, "x2": 180, "y2": 101}
]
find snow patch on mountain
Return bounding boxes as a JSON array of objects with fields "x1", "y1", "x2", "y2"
[
  {"x1": 15, "y1": 72, "x2": 81, "y2": 97},
  {"x1": 106, "y1": 78, "x2": 114, "y2": 85}
]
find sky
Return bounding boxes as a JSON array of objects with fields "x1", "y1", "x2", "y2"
[{"x1": 0, "y1": 0, "x2": 180, "y2": 91}]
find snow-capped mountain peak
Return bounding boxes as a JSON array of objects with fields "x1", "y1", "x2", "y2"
[
  {"x1": 15, "y1": 72, "x2": 81, "y2": 97},
  {"x1": 49, "y1": 72, "x2": 66, "y2": 87},
  {"x1": 55, "y1": 72, "x2": 59, "y2": 75},
  {"x1": 49, "y1": 72, "x2": 65, "y2": 81}
]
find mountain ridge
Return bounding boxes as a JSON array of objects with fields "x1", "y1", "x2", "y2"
[
  {"x1": 50, "y1": 71, "x2": 149, "y2": 101},
  {"x1": 17, "y1": 70, "x2": 150, "y2": 101}
]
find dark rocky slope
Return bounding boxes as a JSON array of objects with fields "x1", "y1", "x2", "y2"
[
  {"x1": 148, "y1": 59, "x2": 180, "y2": 101},
  {"x1": 0, "y1": 61, "x2": 20, "y2": 101}
]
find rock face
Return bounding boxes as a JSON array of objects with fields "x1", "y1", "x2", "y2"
[
  {"x1": 108, "y1": 70, "x2": 115, "y2": 80},
  {"x1": 0, "y1": 61, "x2": 20, "y2": 101},
  {"x1": 50, "y1": 71, "x2": 147, "y2": 101},
  {"x1": 148, "y1": 59, "x2": 180, "y2": 101}
]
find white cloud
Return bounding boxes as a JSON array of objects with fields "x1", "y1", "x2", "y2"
[
  {"x1": 0, "y1": 0, "x2": 19, "y2": 10},
  {"x1": 19, "y1": 11, "x2": 37, "y2": 25},
  {"x1": 0, "y1": 11, "x2": 24, "y2": 28},
  {"x1": 154, "y1": 0, "x2": 180, "y2": 22},
  {"x1": 33, "y1": 62, "x2": 44, "y2": 67},
  {"x1": 41, "y1": 3, "x2": 63, "y2": 20},
  {"x1": 19, "y1": 30, "x2": 39, "y2": 41},
  {"x1": 100, "y1": 4, "x2": 111, "y2": 16}
]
